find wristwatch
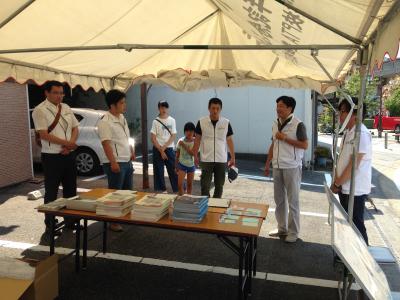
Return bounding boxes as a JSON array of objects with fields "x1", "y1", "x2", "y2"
[{"x1": 333, "y1": 182, "x2": 341, "y2": 189}]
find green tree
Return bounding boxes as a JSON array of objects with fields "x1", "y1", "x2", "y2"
[
  {"x1": 343, "y1": 72, "x2": 379, "y2": 117},
  {"x1": 385, "y1": 87, "x2": 400, "y2": 116},
  {"x1": 318, "y1": 106, "x2": 333, "y2": 132}
]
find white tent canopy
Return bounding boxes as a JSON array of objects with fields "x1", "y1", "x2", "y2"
[{"x1": 0, "y1": 0, "x2": 399, "y2": 92}]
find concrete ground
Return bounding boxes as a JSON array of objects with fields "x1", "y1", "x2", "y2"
[{"x1": 1, "y1": 137, "x2": 399, "y2": 299}]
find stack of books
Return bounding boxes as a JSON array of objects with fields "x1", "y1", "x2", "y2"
[
  {"x1": 172, "y1": 195, "x2": 208, "y2": 223},
  {"x1": 66, "y1": 196, "x2": 97, "y2": 212},
  {"x1": 131, "y1": 194, "x2": 176, "y2": 222},
  {"x1": 96, "y1": 191, "x2": 136, "y2": 217}
]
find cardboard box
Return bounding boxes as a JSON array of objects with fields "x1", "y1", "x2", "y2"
[{"x1": 0, "y1": 255, "x2": 59, "y2": 300}]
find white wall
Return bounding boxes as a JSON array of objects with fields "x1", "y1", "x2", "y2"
[{"x1": 140, "y1": 85, "x2": 313, "y2": 165}]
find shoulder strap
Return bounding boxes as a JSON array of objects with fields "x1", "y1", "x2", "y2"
[
  {"x1": 48, "y1": 104, "x2": 62, "y2": 133},
  {"x1": 155, "y1": 118, "x2": 172, "y2": 135}
]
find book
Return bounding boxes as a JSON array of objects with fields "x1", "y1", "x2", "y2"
[
  {"x1": 209, "y1": 198, "x2": 231, "y2": 208},
  {"x1": 97, "y1": 191, "x2": 137, "y2": 207},
  {"x1": 131, "y1": 207, "x2": 169, "y2": 222},
  {"x1": 172, "y1": 205, "x2": 208, "y2": 220},
  {"x1": 219, "y1": 214, "x2": 238, "y2": 224},
  {"x1": 66, "y1": 196, "x2": 97, "y2": 212},
  {"x1": 174, "y1": 194, "x2": 207, "y2": 205},
  {"x1": 242, "y1": 217, "x2": 259, "y2": 227},
  {"x1": 131, "y1": 194, "x2": 173, "y2": 222},
  {"x1": 171, "y1": 194, "x2": 209, "y2": 223},
  {"x1": 96, "y1": 205, "x2": 132, "y2": 217},
  {"x1": 171, "y1": 215, "x2": 205, "y2": 224}
]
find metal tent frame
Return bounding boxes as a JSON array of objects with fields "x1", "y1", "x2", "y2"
[{"x1": 2, "y1": 1, "x2": 398, "y2": 297}]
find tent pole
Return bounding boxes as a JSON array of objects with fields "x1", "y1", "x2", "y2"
[
  {"x1": 140, "y1": 83, "x2": 149, "y2": 189},
  {"x1": 377, "y1": 78, "x2": 385, "y2": 138},
  {"x1": 347, "y1": 47, "x2": 371, "y2": 225},
  {"x1": 348, "y1": 49, "x2": 371, "y2": 224},
  {"x1": 275, "y1": 0, "x2": 361, "y2": 45},
  {"x1": 0, "y1": 0, "x2": 36, "y2": 30},
  {"x1": 0, "y1": 44, "x2": 359, "y2": 54}
]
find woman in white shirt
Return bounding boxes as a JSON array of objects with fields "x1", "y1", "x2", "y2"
[{"x1": 150, "y1": 101, "x2": 178, "y2": 193}]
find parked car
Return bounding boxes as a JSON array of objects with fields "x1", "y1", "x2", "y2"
[
  {"x1": 30, "y1": 108, "x2": 135, "y2": 176},
  {"x1": 373, "y1": 114, "x2": 400, "y2": 133}
]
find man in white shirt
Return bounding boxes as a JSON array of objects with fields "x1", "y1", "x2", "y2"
[
  {"x1": 331, "y1": 97, "x2": 372, "y2": 244},
  {"x1": 265, "y1": 96, "x2": 308, "y2": 243},
  {"x1": 32, "y1": 81, "x2": 79, "y2": 232},
  {"x1": 150, "y1": 101, "x2": 178, "y2": 192},
  {"x1": 97, "y1": 89, "x2": 135, "y2": 232}
]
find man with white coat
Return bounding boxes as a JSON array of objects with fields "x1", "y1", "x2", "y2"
[{"x1": 265, "y1": 96, "x2": 308, "y2": 243}]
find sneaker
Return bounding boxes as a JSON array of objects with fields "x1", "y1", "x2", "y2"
[
  {"x1": 285, "y1": 234, "x2": 298, "y2": 243},
  {"x1": 109, "y1": 223, "x2": 123, "y2": 232},
  {"x1": 269, "y1": 229, "x2": 288, "y2": 237}
]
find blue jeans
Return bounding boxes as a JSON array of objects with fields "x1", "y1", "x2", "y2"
[
  {"x1": 153, "y1": 147, "x2": 178, "y2": 192},
  {"x1": 103, "y1": 161, "x2": 133, "y2": 190}
]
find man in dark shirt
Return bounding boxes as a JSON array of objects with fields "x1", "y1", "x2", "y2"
[{"x1": 193, "y1": 98, "x2": 235, "y2": 198}]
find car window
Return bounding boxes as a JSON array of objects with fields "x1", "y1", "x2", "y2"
[{"x1": 74, "y1": 113, "x2": 84, "y2": 123}]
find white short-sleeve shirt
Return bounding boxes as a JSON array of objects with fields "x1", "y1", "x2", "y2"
[
  {"x1": 32, "y1": 99, "x2": 79, "y2": 154},
  {"x1": 150, "y1": 116, "x2": 177, "y2": 148},
  {"x1": 97, "y1": 112, "x2": 131, "y2": 163},
  {"x1": 336, "y1": 124, "x2": 372, "y2": 195}
]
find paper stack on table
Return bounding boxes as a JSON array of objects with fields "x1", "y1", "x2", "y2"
[
  {"x1": 226, "y1": 205, "x2": 262, "y2": 217},
  {"x1": 208, "y1": 197, "x2": 230, "y2": 208},
  {"x1": 37, "y1": 197, "x2": 68, "y2": 211},
  {"x1": 131, "y1": 193, "x2": 175, "y2": 222},
  {"x1": 96, "y1": 191, "x2": 136, "y2": 217},
  {"x1": 172, "y1": 194, "x2": 208, "y2": 223},
  {"x1": 66, "y1": 196, "x2": 97, "y2": 212}
]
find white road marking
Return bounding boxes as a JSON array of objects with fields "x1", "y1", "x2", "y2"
[
  {"x1": 394, "y1": 168, "x2": 400, "y2": 192},
  {"x1": 239, "y1": 174, "x2": 324, "y2": 187},
  {"x1": 135, "y1": 154, "x2": 153, "y2": 160},
  {"x1": 267, "y1": 273, "x2": 360, "y2": 290},
  {"x1": 83, "y1": 175, "x2": 106, "y2": 182},
  {"x1": 0, "y1": 238, "x2": 355, "y2": 290},
  {"x1": 268, "y1": 208, "x2": 328, "y2": 218}
]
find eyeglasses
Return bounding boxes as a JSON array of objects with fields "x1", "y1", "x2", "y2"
[{"x1": 50, "y1": 91, "x2": 65, "y2": 96}]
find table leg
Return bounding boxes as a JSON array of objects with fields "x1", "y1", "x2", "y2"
[
  {"x1": 49, "y1": 215, "x2": 55, "y2": 256},
  {"x1": 75, "y1": 219, "x2": 81, "y2": 272},
  {"x1": 83, "y1": 219, "x2": 88, "y2": 270},
  {"x1": 103, "y1": 221, "x2": 107, "y2": 254},
  {"x1": 238, "y1": 237, "x2": 244, "y2": 300},
  {"x1": 248, "y1": 237, "x2": 253, "y2": 294},
  {"x1": 253, "y1": 237, "x2": 257, "y2": 276},
  {"x1": 245, "y1": 237, "x2": 250, "y2": 297}
]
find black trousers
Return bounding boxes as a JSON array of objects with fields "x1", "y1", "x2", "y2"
[
  {"x1": 42, "y1": 152, "x2": 77, "y2": 227},
  {"x1": 339, "y1": 192, "x2": 369, "y2": 245}
]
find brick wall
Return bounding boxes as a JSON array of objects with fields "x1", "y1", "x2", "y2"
[{"x1": 0, "y1": 82, "x2": 32, "y2": 188}]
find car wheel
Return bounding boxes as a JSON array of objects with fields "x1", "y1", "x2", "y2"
[
  {"x1": 395, "y1": 125, "x2": 400, "y2": 134},
  {"x1": 75, "y1": 148, "x2": 100, "y2": 176}
]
